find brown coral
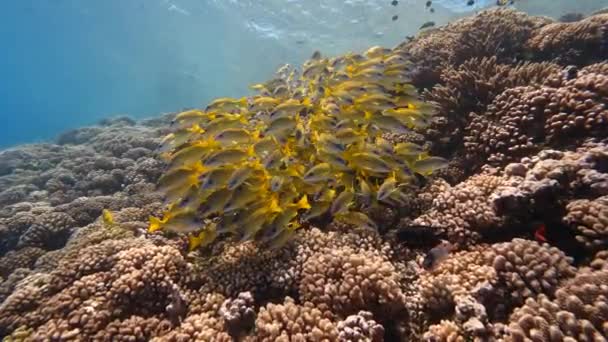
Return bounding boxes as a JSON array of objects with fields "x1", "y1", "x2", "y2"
[
  {"x1": 337, "y1": 311, "x2": 384, "y2": 342},
  {"x1": 251, "y1": 297, "x2": 338, "y2": 342},
  {"x1": 491, "y1": 239, "x2": 576, "y2": 309},
  {"x1": 526, "y1": 14, "x2": 608, "y2": 65},
  {"x1": 299, "y1": 245, "x2": 406, "y2": 319},
  {"x1": 401, "y1": 8, "x2": 550, "y2": 86},
  {"x1": 464, "y1": 69, "x2": 608, "y2": 168},
  {"x1": 564, "y1": 196, "x2": 608, "y2": 252},
  {"x1": 505, "y1": 268, "x2": 608, "y2": 341},
  {"x1": 412, "y1": 174, "x2": 510, "y2": 246}
]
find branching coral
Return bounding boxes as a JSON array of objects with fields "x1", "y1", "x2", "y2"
[
  {"x1": 400, "y1": 8, "x2": 550, "y2": 85},
  {"x1": 526, "y1": 14, "x2": 608, "y2": 65}
]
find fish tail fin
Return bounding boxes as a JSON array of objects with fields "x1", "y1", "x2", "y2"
[
  {"x1": 148, "y1": 216, "x2": 162, "y2": 233},
  {"x1": 188, "y1": 232, "x2": 203, "y2": 251},
  {"x1": 296, "y1": 195, "x2": 311, "y2": 210}
]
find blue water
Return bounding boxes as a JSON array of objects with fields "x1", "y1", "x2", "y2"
[{"x1": 1, "y1": 0, "x2": 606, "y2": 148}]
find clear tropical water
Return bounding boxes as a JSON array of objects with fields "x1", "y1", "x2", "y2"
[{"x1": 0, "y1": 0, "x2": 606, "y2": 147}]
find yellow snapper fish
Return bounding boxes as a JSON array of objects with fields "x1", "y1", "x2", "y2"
[
  {"x1": 214, "y1": 128, "x2": 257, "y2": 145},
  {"x1": 198, "y1": 189, "x2": 233, "y2": 217},
  {"x1": 226, "y1": 164, "x2": 257, "y2": 190},
  {"x1": 303, "y1": 162, "x2": 333, "y2": 183},
  {"x1": 335, "y1": 128, "x2": 365, "y2": 145},
  {"x1": 301, "y1": 201, "x2": 331, "y2": 221},
  {"x1": 102, "y1": 209, "x2": 115, "y2": 227},
  {"x1": 413, "y1": 156, "x2": 449, "y2": 175},
  {"x1": 364, "y1": 46, "x2": 392, "y2": 58},
  {"x1": 168, "y1": 141, "x2": 219, "y2": 169},
  {"x1": 347, "y1": 152, "x2": 392, "y2": 174},
  {"x1": 188, "y1": 225, "x2": 218, "y2": 251},
  {"x1": 204, "y1": 147, "x2": 254, "y2": 168},
  {"x1": 223, "y1": 184, "x2": 261, "y2": 213},
  {"x1": 171, "y1": 110, "x2": 207, "y2": 129},
  {"x1": 205, "y1": 97, "x2": 248, "y2": 111},
  {"x1": 201, "y1": 115, "x2": 248, "y2": 138},
  {"x1": 369, "y1": 114, "x2": 411, "y2": 134},
  {"x1": 199, "y1": 166, "x2": 236, "y2": 190},
  {"x1": 158, "y1": 211, "x2": 203, "y2": 234},
  {"x1": 330, "y1": 189, "x2": 355, "y2": 215},
  {"x1": 267, "y1": 222, "x2": 301, "y2": 250},
  {"x1": 157, "y1": 166, "x2": 202, "y2": 192},
  {"x1": 265, "y1": 117, "x2": 298, "y2": 137},
  {"x1": 377, "y1": 174, "x2": 398, "y2": 201},
  {"x1": 335, "y1": 211, "x2": 377, "y2": 230},
  {"x1": 269, "y1": 98, "x2": 311, "y2": 120},
  {"x1": 148, "y1": 210, "x2": 199, "y2": 234},
  {"x1": 249, "y1": 96, "x2": 281, "y2": 111},
  {"x1": 394, "y1": 142, "x2": 426, "y2": 157}
]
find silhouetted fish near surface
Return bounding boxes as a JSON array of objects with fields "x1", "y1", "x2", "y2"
[
  {"x1": 467, "y1": 0, "x2": 475, "y2": 5},
  {"x1": 392, "y1": 15, "x2": 399, "y2": 21},
  {"x1": 426, "y1": 1, "x2": 432, "y2": 7},
  {"x1": 391, "y1": 0, "x2": 398, "y2": 6},
  {"x1": 420, "y1": 21, "x2": 435, "y2": 30}
]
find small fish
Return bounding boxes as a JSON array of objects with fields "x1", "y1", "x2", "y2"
[
  {"x1": 394, "y1": 142, "x2": 426, "y2": 156},
  {"x1": 392, "y1": 15, "x2": 399, "y2": 21},
  {"x1": 199, "y1": 167, "x2": 234, "y2": 190},
  {"x1": 422, "y1": 240, "x2": 453, "y2": 270},
  {"x1": 204, "y1": 147, "x2": 252, "y2": 168},
  {"x1": 412, "y1": 156, "x2": 448, "y2": 175},
  {"x1": 377, "y1": 175, "x2": 398, "y2": 201},
  {"x1": 303, "y1": 163, "x2": 333, "y2": 183},
  {"x1": 335, "y1": 128, "x2": 365, "y2": 145},
  {"x1": 223, "y1": 185, "x2": 259, "y2": 212},
  {"x1": 148, "y1": 216, "x2": 168, "y2": 233},
  {"x1": 163, "y1": 211, "x2": 203, "y2": 234},
  {"x1": 102, "y1": 209, "x2": 115, "y2": 226},
  {"x1": 227, "y1": 165, "x2": 255, "y2": 190},
  {"x1": 176, "y1": 185, "x2": 201, "y2": 211},
  {"x1": 534, "y1": 223, "x2": 547, "y2": 243},
  {"x1": 198, "y1": 189, "x2": 232, "y2": 217},
  {"x1": 302, "y1": 201, "x2": 331, "y2": 221},
  {"x1": 336, "y1": 211, "x2": 377, "y2": 230},
  {"x1": 391, "y1": 0, "x2": 398, "y2": 6},
  {"x1": 419, "y1": 21, "x2": 435, "y2": 30},
  {"x1": 430, "y1": 7, "x2": 435, "y2": 13},
  {"x1": 214, "y1": 128, "x2": 255, "y2": 145},
  {"x1": 270, "y1": 175, "x2": 284, "y2": 192},
  {"x1": 205, "y1": 97, "x2": 247, "y2": 111},
  {"x1": 267, "y1": 222, "x2": 300, "y2": 250},
  {"x1": 331, "y1": 190, "x2": 355, "y2": 215},
  {"x1": 348, "y1": 152, "x2": 392, "y2": 174},
  {"x1": 467, "y1": 0, "x2": 475, "y2": 5},
  {"x1": 188, "y1": 226, "x2": 217, "y2": 251},
  {"x1": 426, "y1": 1, "x2": 432, "y2": 7},
  {"x1": 370, "y1": 115, "x2": 411, "y2": 134}
]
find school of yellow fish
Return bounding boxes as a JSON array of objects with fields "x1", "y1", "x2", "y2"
[{"x1": 148, "y1": 46, "x2": 448, "y2": 251}]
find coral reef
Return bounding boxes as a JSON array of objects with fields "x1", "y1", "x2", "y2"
[{"x1": 0, "y1": 7, "x2": 607, "y2": 342}]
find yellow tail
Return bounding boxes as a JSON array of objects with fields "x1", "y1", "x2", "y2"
[
  {"x1": 148, "y1": 216, "x2": 163, "y2": 233},
  {"x1": 188, "y1": 233, "x2": 203, "y2": 251}
]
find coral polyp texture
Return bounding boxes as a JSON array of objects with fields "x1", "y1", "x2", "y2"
[{"x1": 0, "y1": 7, "x2": 607, "y2": 341}]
